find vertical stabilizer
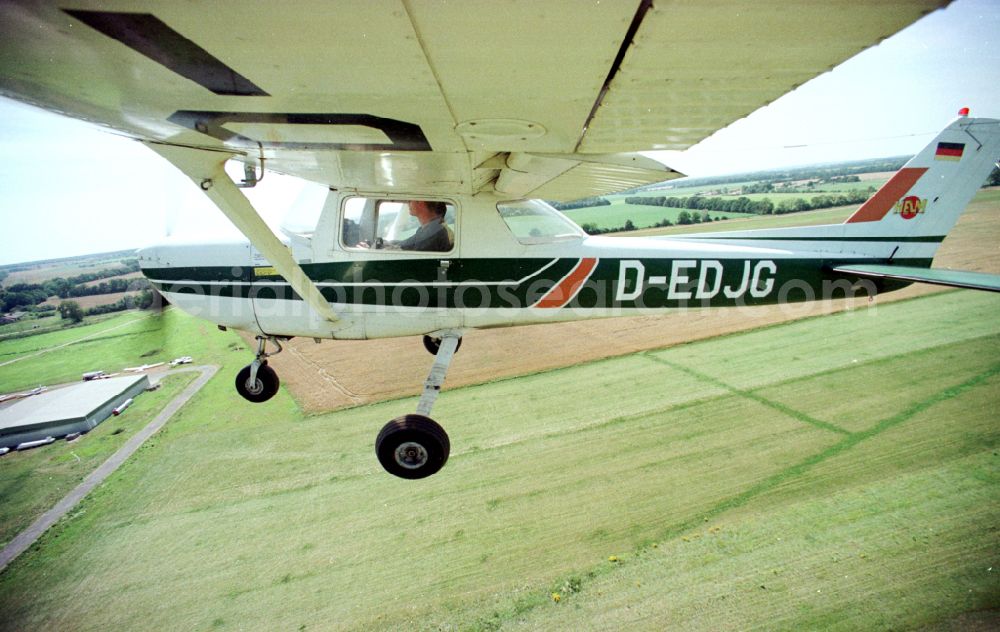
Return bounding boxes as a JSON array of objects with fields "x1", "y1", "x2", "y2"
[{"x1": 843, "y1": 115, "x2": 1000, "y2": 240}]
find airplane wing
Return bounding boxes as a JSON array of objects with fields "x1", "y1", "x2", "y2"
[
  {"x1": 0, "y1": 1, "x2": 948, "y2": 199},
  {"x1": 0, "y1": 1, "x2": 948, "y2": 329},
  {"x1": 833, "y1": 264, "x2": 1000, "y2": 293}
]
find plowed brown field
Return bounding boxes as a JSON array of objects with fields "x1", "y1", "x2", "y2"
[{"x1": 257, "y1": 192, "x2": 999, "y2": 413}]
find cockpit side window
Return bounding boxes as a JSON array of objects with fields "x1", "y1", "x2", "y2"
[
  {"x1": 496, "y1": 199, "x2": 586, "y2": 245},
  {"x1": 342, "y1": 198, "x2": 456, "y2": 253}
]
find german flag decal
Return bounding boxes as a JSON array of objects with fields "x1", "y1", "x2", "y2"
[{"x1": 935, "y1": 141, "x2": 965, "y2": 161}]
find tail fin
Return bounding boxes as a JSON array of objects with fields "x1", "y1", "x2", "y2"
[
  {"x1": 674, "y1": 114, "x2": 1000, "y2": 292},
  {"x1": 832, "y1": 115, "x2": 1000, "y2": 293},
  {"x1": 844, "y1": 115, "x2": 1000, "y2": 242}
]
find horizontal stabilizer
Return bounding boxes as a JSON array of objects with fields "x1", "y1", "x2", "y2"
[{"x1": 834, "y1": 264, "x2": 1000, "y2": 293}]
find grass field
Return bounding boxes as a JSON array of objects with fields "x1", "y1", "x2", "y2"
[
  {"x1": 562, "y1": 173, "x2": 889, "y2": 233},
  {"x1": 0, "y1": 309, "x2": 240, "y2": 393},
  {"x1": 0, "y1": 313, "x2": 61, "y2": 338},
  {"x1": 40, "y1": 290, "x2": 141, "y2": 311},
  {"x1": 624, "y1": 205, "x2": 859, "y2": 237},
  {"x1": 0, "y1": 290, "x2": 997, "y2": 630},
  {"x1": 0, "y1": 372, "x2": 195, "y2": 549},
  {"x1": 562, "y1": 199, "x2": 753, "y2": 231},
  {"x1": 1, "y1": 253, "x2": 135, "y2": 287}
]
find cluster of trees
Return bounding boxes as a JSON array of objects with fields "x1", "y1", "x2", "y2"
[
  {"x1": 65, "y1": 276, "x2": 145, "y2": 298},
  {"x1": 56, "y1": 289, "x2": 160, "y2": 323},
  {"x1": 0, "y1": 259, "x2": 145, "y2": 313},
  {"x1": 578, "y1": 211, "x2": 718, "y2": 235},
  {"x1": 625, "y1": 194, "x2": 778, "y2": 215},
  {"x1": 706, "y1": 175, "x2": 861, "y2": 196},
  {"x1": 625, "y1": 157, "x2": 908, "y2": 196},
  {"x1": 579, "y1": 221, "x2": 639, "y2": 234},
  {"x1": 0, "y1": 283, "x2": 51, "y2": 312},
  {"x1": 550, "y1": 197, "x2": 611, "y2": 211},
  {"x1": 624, "y1": 187, "x2": 876, "y2": 216},
  {"x1": 40, "y1": 259, "x2": 141, "y2": 299},
  {"x1": 771, "y1": 189, "x2": 874, "y2": 214}
]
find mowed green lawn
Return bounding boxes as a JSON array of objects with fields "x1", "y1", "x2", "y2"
[
  {"x1": 563, "y1": 198, "x2": 754, "y2": 231},
  {"x1": 0, "y1": 290, "x2": 997, "y2": 631},
  {"x1": 0, "y1": 372, "x2": 196, "y2": 549},
  {"x1": 0, "y1": 310, "x2": 242, "y2": 394}
]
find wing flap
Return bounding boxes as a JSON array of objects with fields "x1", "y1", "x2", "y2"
[{"x1": 834, "y1": 264, "x2": 1000, "y2": 293}]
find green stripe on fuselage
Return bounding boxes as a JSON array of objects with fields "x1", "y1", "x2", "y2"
[{"x1": 145, "y1": 256, "x2": 931, "y2": 310}]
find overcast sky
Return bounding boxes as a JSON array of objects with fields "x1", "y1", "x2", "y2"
[{"x1": 1, "y1": 0, "x2": 998, "y2": 266}]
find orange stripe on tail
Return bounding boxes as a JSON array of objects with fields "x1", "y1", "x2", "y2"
[
  {"x1": 844, "y1": 167, "x2": 927, "y2": 223},
  {"x1": 534, "y1": 258, "x2": 598, "y2": 308}
]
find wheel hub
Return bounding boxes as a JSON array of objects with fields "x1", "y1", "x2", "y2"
[
  {"x1": 394, "y1": 441, "x2": 429, "y2": 469},
  {"x1": 244, "y1": 377, "x2": 264, "y2": 395}
]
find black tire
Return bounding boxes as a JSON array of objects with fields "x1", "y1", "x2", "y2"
[
  {"x1": 235, "y1": 362, "x2": 280, "y2": 403},
  {"x1": 422, "y1": 335, "x2": 462, "y2": 356},
  {"x1": 375, "y1": 414, "x2": 450, "y2": 479}
]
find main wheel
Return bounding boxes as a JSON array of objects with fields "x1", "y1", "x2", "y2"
[
  {"x1": 423, "y1": 335, "x2": 462, "y2": 356},
  {"x1": 375, "y1": 414, "x2": 450, "y2": 479},
  {"x1": 235, "y1": 362, "x2": 280, "y2": 403}
]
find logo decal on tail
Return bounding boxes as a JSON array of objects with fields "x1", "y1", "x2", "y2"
[{"x1": 892, "y1": 196, "x2": 927, "y2": 219}]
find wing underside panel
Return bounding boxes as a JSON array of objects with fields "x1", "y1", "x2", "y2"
[{"x1": 0, "y1": 0, "x2": 948, "y2": 196}]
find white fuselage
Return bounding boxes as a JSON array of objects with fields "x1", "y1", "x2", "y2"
[{"x1": 137, "y1": 191, "x2": 908, "y2": 340}]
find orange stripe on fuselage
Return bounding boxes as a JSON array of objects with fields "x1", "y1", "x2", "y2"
[
  {"x1": 844, "y1": 167, "x2": 927, "y2": 223},
  {"x1": 535, "y1": 258, "x2": 598, "y2": 308}
]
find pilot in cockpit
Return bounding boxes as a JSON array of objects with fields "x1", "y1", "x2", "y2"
[
  {"x1": 357, "y1": 200, "x2": 452, "y2": 252},
  {"x1": 390, "y1": 201, "x2": 451, "y2": 252}
]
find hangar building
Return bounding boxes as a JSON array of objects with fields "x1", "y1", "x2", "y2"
[{"x1": 0, "y1": 374, "x2": 150, "y2": 449}]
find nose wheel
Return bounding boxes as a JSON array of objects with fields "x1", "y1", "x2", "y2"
[
  {"x1": 235, "y1": 336, "x2": 284, "y2": 403},
  {"x1": 235, "y1": 361, "x2": 279, "y2": 402}
]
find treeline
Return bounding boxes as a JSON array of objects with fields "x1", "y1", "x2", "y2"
[
  {"x1": 0, "y1": 249, "x2": 137, "y2": 276},
  {"x1": 65, "y1": 276, "x2": 146, "y2": 298},
  {"x1": 56, "y1": 288, "x2": 162, "y2": 323},
  {"x1": 550, "y1": 197, "x2": 611, "y2": 211},
  {"x1": 625, "y1": 195, "x2": 775, "y2": 215},
  {"x1": 0, "y1": 259, "x2": 145, "y2": 312},
  {"x1": 624, "y1": 188, "x2": 874, "y2": 216},
  {"x1": 580, "y1": 211, "x2": 718, "y2": 235},
  {"x1": 625, "y1": 156, "x2": 910, "y2": 195},
  {"x1": 739, "y1": 174, "x2": 860, "y2": 194},
  {"x1": 83, "y1": 289, "x2": 158, "y2": 315}
]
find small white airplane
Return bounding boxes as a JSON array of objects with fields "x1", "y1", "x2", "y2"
[{"x1": 2, "y1": 2, "x2": 998, "y2": 478}]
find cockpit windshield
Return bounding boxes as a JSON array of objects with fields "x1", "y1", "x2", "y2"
[
  {"x1": 496, "y1": 199, "x2": 587, "y2": 245},
  {"x1": 279, "y1": 180, "x2": 328, "y2": 238}
]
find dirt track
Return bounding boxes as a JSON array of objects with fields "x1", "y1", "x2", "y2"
[{"x1": 260, "y1": 196, "x2": 999, "y2": 414}]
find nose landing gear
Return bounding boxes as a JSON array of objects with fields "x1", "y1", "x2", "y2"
[{"x1": 235, "y1": 336, "x2": 283, "y2": 403}]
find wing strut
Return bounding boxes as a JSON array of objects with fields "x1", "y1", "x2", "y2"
[{"x1": 145, "y1": 142, "x2": 340, "y2": 325}]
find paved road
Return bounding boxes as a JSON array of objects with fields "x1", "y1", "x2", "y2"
[{"x1": 0, "y1": 364, "x2": 219, "y2": 572}]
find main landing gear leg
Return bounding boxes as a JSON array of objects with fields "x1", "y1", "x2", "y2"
[
  {"x1": 375, "y1": 330, "x2": 462, "y2": 479},
  {"x1": 235, "y1": 336, "x2": 282, "y2": 403}
]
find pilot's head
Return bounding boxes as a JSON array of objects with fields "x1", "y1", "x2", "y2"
[{"x1": 409, "y1": 200, "x2": 447, "y2": 223}]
